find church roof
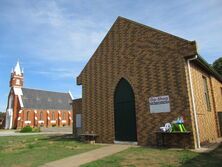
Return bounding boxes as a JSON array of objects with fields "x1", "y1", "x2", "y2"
[{"x1": 21, "y1": 88, "x2": 72, "y2": 110}]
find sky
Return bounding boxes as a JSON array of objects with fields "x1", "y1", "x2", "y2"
[{"x1": 0, "y1": 0, "x2": 222, "y2": 112}]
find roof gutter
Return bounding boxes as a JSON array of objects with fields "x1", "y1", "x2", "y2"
[{"x1": 187, "y1": 55, "x2": 201, "y2": 149}]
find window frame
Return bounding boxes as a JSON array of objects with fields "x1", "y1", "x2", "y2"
[
  {"x1": 221, "y1": 87, "x2": 222, "y2": 101},
  {"x1": 202, "y1": 76, "x2": 211, "y2": 111}
]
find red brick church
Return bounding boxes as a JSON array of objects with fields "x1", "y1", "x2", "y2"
[{"x1": 5, "y1": 61, "x2": 73, "y2": 129}]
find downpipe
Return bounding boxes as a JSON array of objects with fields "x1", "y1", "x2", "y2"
[{"x1": 187, "y1": 55, "x2": 201, "y2": 149}]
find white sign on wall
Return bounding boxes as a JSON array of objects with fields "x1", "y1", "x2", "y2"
[
  {"x1": 149, "y1": 95, "x2": 170, "y2": 113},
  {"x1": 76, "y1": 114, "x2": 81, "y2": 128}
]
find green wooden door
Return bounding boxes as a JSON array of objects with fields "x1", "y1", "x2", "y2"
[{"x1": 114, "y1": 78, "x2": 137, "y2": 141}]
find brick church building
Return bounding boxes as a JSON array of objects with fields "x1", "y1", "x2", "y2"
[
  {"x1": 74, "y1": 17, "x2": 222, "y2": 149},
  {"x1": 5, "y1": 62, "x2": 73, "y2": 129}
]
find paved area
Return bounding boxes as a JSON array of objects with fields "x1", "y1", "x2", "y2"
[
  {"x1": 41, "y1": 144, "x2": 130, "y2": 167},
  {"x1": 193, "y1": 138, "x2": 222, "y2": 153},
  {"x1": 40, "y1": 127, "x2": 72, "y2": 132},
  {"x1": 0, "y1": 130, "x2": 71, "y2": 137}
]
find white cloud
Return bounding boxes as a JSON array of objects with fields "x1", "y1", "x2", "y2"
[
  {"x1": 29, "y1": 67, "x2": 79, "y2": 80},
  {"x1": 0, "y1": 0, "x2": 108, "y2": 62}
]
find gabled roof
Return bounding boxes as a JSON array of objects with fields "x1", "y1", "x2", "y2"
[
  {"x1": 196, "y1": 55, "x2": 222, "y2": 82},
  {"x1": 117, "y1": 17, "x2": 191, "y2": 42},
  {"x1": 77, "y1": 16, "x2": 195, "y2": 85},
  {"x1": 21, "y1": 88, "x2": 72, "y2": 110},
  {"x1": 77, "y1": 16, "x2": 222, "y2": 85},
  {"x1": 124, "y1": 17, "x2": 222, "y2": 83}
]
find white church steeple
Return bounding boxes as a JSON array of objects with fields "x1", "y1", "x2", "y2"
[
  {"x1": 13, "y1": 61, "x2": 22, "y2": 76},
  {"x1": 10, "y1": 61, "x2": 24, "y2": 88}
]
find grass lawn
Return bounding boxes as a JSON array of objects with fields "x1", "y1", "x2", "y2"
[
  {"x1": 82, "y1": 144, "x2": 222, "y2": 167},
  {"x1": 0, "y1": 134, "x2": 101, "y2": 167}
]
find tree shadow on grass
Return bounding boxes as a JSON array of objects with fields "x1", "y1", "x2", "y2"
[{"x1": 181, "y1": 144, "x2": 222, "y2": 167}]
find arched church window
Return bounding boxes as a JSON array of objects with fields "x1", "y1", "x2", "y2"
[
  {"x1": 40, "y1": 112, "x2": 43, "y2": 120},
  {"x1": 62, "y1": 112, "x2": 66, "y2": 120},
  {"x1": 52, "y1": 112, "x2": 55, "y2": 120},
  {"x1": 26, "y1": 111, "x2": 29, "y2": 121}
]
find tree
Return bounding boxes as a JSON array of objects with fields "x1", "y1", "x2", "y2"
[
  {"x1": 0, "y1": 112, "x2": 5, "y2": 118},
  {"x1": 212, "y1": 57, "x2": 222, "y2": 76}
]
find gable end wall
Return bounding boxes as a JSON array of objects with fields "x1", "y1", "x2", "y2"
[{"x1": 80, "y1": 18, "x2": 196, "y2": 147}]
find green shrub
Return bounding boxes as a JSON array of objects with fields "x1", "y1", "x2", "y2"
[{"x1": 20, "y1": 126, "x2": 33, "y2": 133}]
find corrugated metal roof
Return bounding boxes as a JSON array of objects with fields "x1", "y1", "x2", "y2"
[{"x1": 21, "y1": 88, "x2": 72, "y2": 110}]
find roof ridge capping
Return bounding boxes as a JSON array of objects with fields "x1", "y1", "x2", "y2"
[
  {"x1": 22, "y1": 87, "x2": 70, "y2": 94},
  {"x1": 117, "y1": 16, "x2": 193, "y2": 43}
]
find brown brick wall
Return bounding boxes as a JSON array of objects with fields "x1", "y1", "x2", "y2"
[
  {"x1": 78, "y1": 17, "x2": 196, "y2": 147},
  {"x1": 190, "y1": 63, "x2": 219, "y2": 145},
  {"x1": 12, "y1": 95, "x2": 21, "y2": 128},
  {"x1": 10, "y1": 73, "x2": 23, "y2": 87}
]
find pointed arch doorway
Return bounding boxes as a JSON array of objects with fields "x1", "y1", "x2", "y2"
[{"x1": 114, "y1": 78, "x2": 137, "y2": 142}]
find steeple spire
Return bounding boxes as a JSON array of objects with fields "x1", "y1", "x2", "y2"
[{"x1": 14, "y1": 61, "x2": 22, "y2": 75}]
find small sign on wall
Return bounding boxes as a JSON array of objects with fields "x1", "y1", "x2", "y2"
[
  {"x1": 76, "y1": 114, "x2": 81, "y2": 128},
  {"x1": 149, "y1": 95, "x2": 170, "y2": 113}
]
